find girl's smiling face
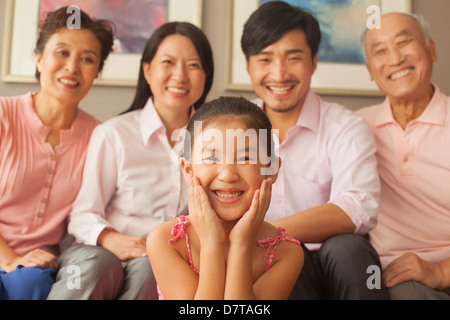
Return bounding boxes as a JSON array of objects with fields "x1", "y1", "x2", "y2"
[{"x1": 183, "y1": 118, "x2": 270, "y2": 222}]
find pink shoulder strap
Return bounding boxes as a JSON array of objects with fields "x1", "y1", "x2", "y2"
[
  {"x1": 168, "y1": 216, "x2": 199, "y2": 275},
  {"x1": 257, "y1": 228, "x2": 301, "y2": 272}
]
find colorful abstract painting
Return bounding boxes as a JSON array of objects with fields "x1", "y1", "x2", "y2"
[{"x1": 39, "y1": 0, "x2": 168, "y2": 54}]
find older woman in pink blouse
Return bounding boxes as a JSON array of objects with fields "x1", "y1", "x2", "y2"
[{"x1": 0, "y1": 7, "x2": 114, "y2": 300}]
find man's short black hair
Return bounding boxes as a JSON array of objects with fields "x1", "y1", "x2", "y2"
[{"x1": 241, "y1": 1, "x2": 321, "y2": 61}]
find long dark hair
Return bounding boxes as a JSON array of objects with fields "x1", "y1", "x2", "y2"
[{"x1": 122, "y1": 22, "x2": 214, "y2": 114}]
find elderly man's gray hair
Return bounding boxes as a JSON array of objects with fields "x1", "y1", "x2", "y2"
[{"x1": 360, "y1": 12, "x2": 432, "y2": 60}]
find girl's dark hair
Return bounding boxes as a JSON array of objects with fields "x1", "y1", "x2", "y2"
[
  {"x1": 241, "y1": 1, "x2": 321, "y2": 61},
  {"x1": 183, "y1": 96, "x2": 275, "y2": 162},
  {"x1": 122, "y1": 22, "x2": 214, "y2": 114},
  {"x1": 35, "y1": 6, "x2": 115, "y2": 80}
]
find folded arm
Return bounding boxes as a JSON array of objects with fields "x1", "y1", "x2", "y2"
[{"x1": 273, "y1": 117, "x2": 379, "y2": 243}]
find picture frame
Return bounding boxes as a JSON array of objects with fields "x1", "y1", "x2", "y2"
[
  {"x1": 1, "y1": 0, "x2": 203, "y2": 87},
  {"x1": 225, "y1": 0, "x2": 412, "y2": 96}
]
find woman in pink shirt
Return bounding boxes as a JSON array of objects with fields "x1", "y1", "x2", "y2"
[{"x1": 0, "y1": 7, "x2": 114, "y2": 300}]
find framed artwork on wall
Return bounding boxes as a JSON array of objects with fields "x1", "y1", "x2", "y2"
[
  {"x1": 226, "y1": 0, "x2": 412, "y2": 96},
  {"x1": 1, "y1": 0, "x2": 203, "y2": 86}
]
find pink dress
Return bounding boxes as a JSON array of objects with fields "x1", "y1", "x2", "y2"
[{"x1": 158, "y1": 216, "x2": 300, "y2": 299}]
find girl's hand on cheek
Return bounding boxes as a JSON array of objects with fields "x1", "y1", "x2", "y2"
[
  {"x1": 187, "y1": 176, "x2": 225, "y2": 244},
  {"x1": 229, "y1": 178, "x2": 273, "y2": 245}
]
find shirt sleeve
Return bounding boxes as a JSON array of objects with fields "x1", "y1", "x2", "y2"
[
  {"x1": 0, "y1": 98, "x2": 5, "y2": 148},
  {"x1": 68, "y1": 125, "x2": 119, "y2": 245},
  {"x1": 327, "y1": 114, "x2": 380, "y2": 236}
]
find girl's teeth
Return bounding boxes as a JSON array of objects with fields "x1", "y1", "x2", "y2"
[{"x1": 215, "y1": 191, "x2": 243, "y2": 199}]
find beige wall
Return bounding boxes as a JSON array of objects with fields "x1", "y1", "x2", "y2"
[{"x1": 1, "y1": 0, "x2": 449, "y2": 121}]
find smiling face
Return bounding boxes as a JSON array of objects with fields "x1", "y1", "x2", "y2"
[
  {"x1": 364, "y1": 13, "x2": 437, "y2": 100},
  {"x1": 143, "y1": 34, "x2": 206, "y2": 114},
  {"x1": 246, "y1": 28, "x2": 317, "y2": 114},
  {"x1": 183, "y1": 118, "x2": 269, "y2": 222},
  {"x1": 36, "y1": 28, "x2": 101, "y2": 106}
]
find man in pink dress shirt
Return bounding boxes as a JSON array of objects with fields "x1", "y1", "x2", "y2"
[
  {"x1": 241, "y1": 2, "x2": 388, "y2": 299},
  {"x1": 358, "y1": 12, "x2": 450, "y2": 299}
]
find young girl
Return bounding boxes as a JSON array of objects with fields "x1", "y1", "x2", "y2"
[{"x1": 147, "y1": 96, "x2": 304, "y2": 300}]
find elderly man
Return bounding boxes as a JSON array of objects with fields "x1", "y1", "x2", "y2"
[
  {"x1": 358, "y1": 12, "x2": 450, "y2": 300},
  {"x1": 241, "y1": 1, "x2": 388, "y2": 299}
]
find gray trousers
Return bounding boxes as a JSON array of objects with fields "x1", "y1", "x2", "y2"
[
  {"x1": 289, "y1": 234, "x2": 391, "y2": 300},
  {"x1": 47, "y1": 244, "x2": 158, "y2": 300},
  {"x1": 389, "y1": 281, "x2": 450, "y2": 300}
]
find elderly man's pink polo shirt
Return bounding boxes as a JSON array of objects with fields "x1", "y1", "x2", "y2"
[
  {"x1": 0, "y1": 93, "x2": 99, "y2": 257},
  {"x1": 357, "y1": 85, "x2": 450, "y2": 269}
]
